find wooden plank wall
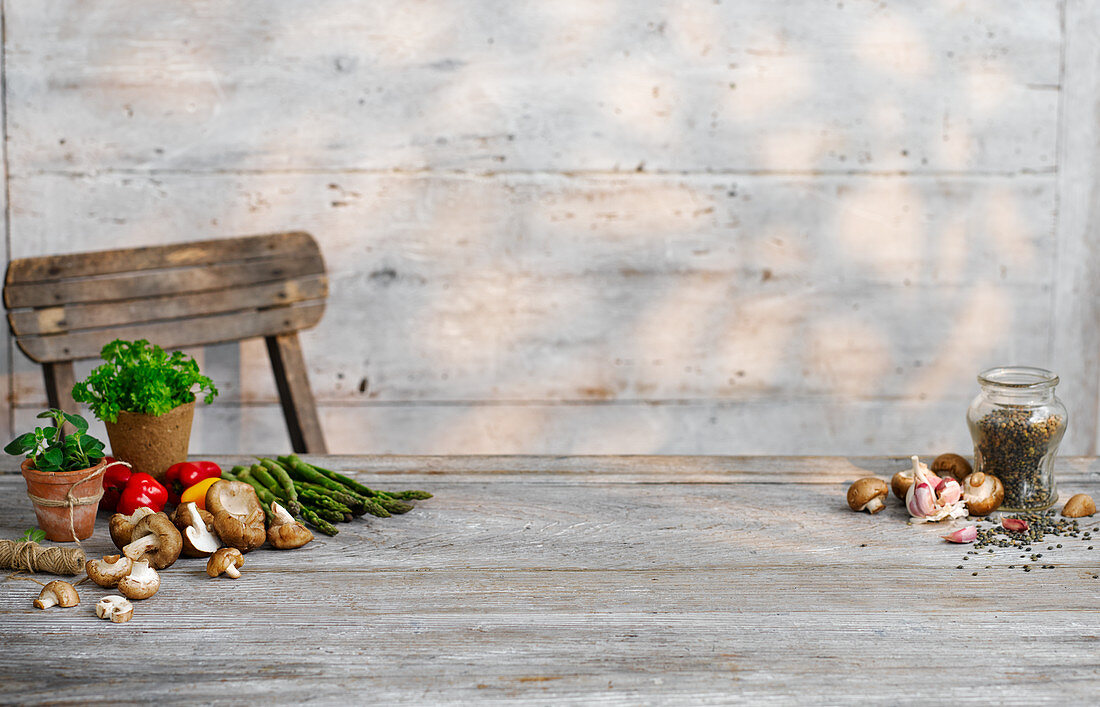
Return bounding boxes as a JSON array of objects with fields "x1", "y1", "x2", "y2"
[{"x1": 2, "y1": 1, "x2": 1098, "y2": 455}]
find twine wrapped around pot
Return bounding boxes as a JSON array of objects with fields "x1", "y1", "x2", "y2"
[{"x1": 25, "y1": 467, "x2": 105, "y2": 546}]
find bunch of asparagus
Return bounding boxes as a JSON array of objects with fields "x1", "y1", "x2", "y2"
[{"x1": 221, "y1": 454, "x2": 432, "y2": 537}]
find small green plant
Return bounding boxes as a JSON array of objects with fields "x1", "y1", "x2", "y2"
[
  {"x1": 71, "y1": 339, "x2": 218, "y2": 423},
  {"x1": 20, "y1": 528, "x2": 46, "y2": 543},
  {"x1": 3, "y1": 409, "x2": 106, "y2": 472}
]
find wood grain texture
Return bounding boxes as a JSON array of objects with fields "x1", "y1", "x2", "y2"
[
  {"x1": 266, "y1": 332, "x2": 327, "y2": 453},
  {"x1": 0, "y1": 0, "x2": 1090, "y2": 459},
  {"x1": 0, "y1": 455, "x2": 1097, "y2": 704},
  {"x1": 14, "y1": 301, "x2": 325, "y2": 362},
  {"x1": 4, "y1": 1, "x2": 1060, "y2": 174},
  {"x1": 7, "y1": 275, "x2": 328, "y2": 335},
  {"x1": 1052, "y1": 1, "x2": 1100, "y2": 454}
]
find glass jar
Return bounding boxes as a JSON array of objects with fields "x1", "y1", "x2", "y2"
[{"x1": 966, "y1": 366, "x2": 1067, "y2": 511}]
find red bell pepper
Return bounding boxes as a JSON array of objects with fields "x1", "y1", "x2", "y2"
[
  {"x1": 164, "y1": 461, "x2": 222, "y2": 505},
  {"x1": 100, "y1": 457, "x2": 130, "y2": 513},
  {"x1": 116, "y1": 473, "x2": 168, "y2": 515}
]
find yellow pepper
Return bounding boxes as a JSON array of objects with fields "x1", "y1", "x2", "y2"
[{"x1": 179, "y1": 477, "x2": 220, "y2": 510}]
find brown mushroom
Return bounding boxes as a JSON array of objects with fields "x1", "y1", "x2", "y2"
[
  {"x1": 207, "y1": 547, "x2": 244, "y2": 578},
  {"x1": 206, "y1": 480, "x2": 266, "y2": 553},
  {"x1": 95, "y1": 595, "x2": 134, "y2": 623},
  {"x1": 34, "y1": 580, "x2": 80, "y2": 609},
  {"x1": 85, "y1": 554, "x2": 134, "y2": 588},
  {"x1": 267, "y1": 501, "x2": 314, "y2": 550},
  {"x1": 931, "y1": 453, "x2": 972, "y2": 481},
  {"x1": 1062, "y1": 494, "x2": 1096, "y2": 518},
  {"x1": 117, "y1": 560, "x2": 160, "y2": 600},
  {"x1": 962, "y1": 472, "x2": 1004, "y2": 516},
  {"x1": 171, "y1": 502, "x2": 221, "y2": 558},
  {"x1": 890, "y1": 470, "x2": 915, "y2": 500},
  {"x1": 109, "y1": 507, "x2": 156, "y2": 550},
  {"x1": 847, "y1": 477, "x2": 889, "y2": 514},
  {"x1": 122, "y1": 512, "x2": 183, "y2": 569}
]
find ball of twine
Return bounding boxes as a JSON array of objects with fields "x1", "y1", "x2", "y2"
[{"x1": 0, "y1": 539, "x2": 86, "y2": 576}]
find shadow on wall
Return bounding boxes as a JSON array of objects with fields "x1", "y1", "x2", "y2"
[{"x1": 4, "y1": 0, "x2": 1069, "y2": 454}]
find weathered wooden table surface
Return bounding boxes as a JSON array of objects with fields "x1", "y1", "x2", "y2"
[{"x1": 1, "y1": 455, "x2": 1098, "y2": 704}]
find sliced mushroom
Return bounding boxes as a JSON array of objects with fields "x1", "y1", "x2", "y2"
[
  {"x1": 267, "y1": 501, "x2": 314, "y2": 550},
  {"x1": 207, "y1": 547, "x2": 244, "y2": 578},
  {"x1": 206, "y1": 480, "x2": 266, "y2": 553},
  {"x1": 34, "y1": 580, "x2": 80, "y2": 609},
  {"x1": 847, "y1": 477, "x2": 889, "y2": 514},
  {"x1": 95, "y1": 595, "x2": 134, "y2": 623},
  {"x1": 109, "y1": 507, "x2": 156, "y2": 550},
  {"x1": 172, "y1": 502, "x2": 221, "y2": 558},
  {"x1": 1062, "y1": 494, "x2": 1096, "y2": 518},
  {"x1": 962, "y1": 472, "x2": 1004, "y2": 516},
  {"x1": 117, "y1": 560, "x2": 160, "y2": 600},
  {"x1": 85, "y1": 554, "x2": 134, "y2": 588},
  {"x1": 122, "y1": 512, "x2": 183, "y2": 569}
]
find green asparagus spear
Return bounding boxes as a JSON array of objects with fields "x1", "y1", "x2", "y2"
[
  {"x1": 298, "y1": 488, "x2": 353, "y2": 516},
  {"x1": 389, "y1": 490, "x2": 434, "y2": 500},
  {"x1": 280, "y1": 455, "x2": 426, "y2": 512},
  {"x1": 299, "y1": 507, "x2": 338, "y2": 536},
  {"x1": 375, "y1": 496, "x2": 414, "y2": 514},
  {"x1": 307, "y1": 505, "x2": 345, "y2": 523},
  {"x1": 250, "y1": 464, "x2": 283, "y2": 496},
  {"x1": 281, "y1": 455, "x2": 361, "y2": 496},
  {"x1": 292, "y1": 481, "x2": 367, "y2": 515},
  {"x1": 260, "y1": 457, "x2": 300, "y2": 511}
]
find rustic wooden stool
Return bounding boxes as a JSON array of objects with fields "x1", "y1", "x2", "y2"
[{"x1": 3, "y1": 232, "x2": 329, "y2": 453}]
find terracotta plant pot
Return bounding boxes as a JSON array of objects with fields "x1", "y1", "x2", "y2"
[
  {"x1": 104, "y1": 401, "x2": 195, "y2": 482},
  {"x1": 21, "y1": 457, "x2": 108, "y2": 542}
]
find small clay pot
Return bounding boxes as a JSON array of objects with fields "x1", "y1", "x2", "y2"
[
  {"x1": 21, "y1": 457, "x2": 107, "y2": 542},
  {"x1": 104, "y1": 401, "x2": 195, "y2": 482}
]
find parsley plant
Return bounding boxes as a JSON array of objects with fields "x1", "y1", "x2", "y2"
[{"x1": 71, "y1": 339, "x2": 218, "y2": 423}]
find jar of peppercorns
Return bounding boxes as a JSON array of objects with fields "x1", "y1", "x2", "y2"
[{"x1": 966, "y1": 366, "x2": 1067, "y2": 511}]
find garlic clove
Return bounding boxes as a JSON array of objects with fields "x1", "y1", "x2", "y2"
[
  {"x1": 907, "y1": 482, "x2": 937, "y2": 517},
  {"x1": 1002, "y1": 518, "x2": 1029, "y2": 532},
  {"x1": 936, "y1": 478, "x2": 962, "y2": 506},
  {"x1": 942, "y1": 526, "x2": 977, "y2": 543}
]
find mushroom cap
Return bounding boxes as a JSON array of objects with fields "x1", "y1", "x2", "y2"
[
  {"x1": 962, "y1": 472, "x2": 1004, "y2": 516},
  {"x1": 117, "y1": 560, "x2": 160, "y2": 600},
  {"x1": 1062, "y1": 493, "x2": 1096, "y2": 518},
  {"x1": 890, "y1": 470, "x2": 915, "y2": 501},
  {"x1": 109, "y1": 507, "x2": 156, "y2": 550},
  {"x1": 122, "y1": 512, "x2": 183, "y2": 569},
  {"x1": 207, "y1": 547, "x2": 245, "y2": 578},
  {"x1": 207, "y1": 481, "x2": 266, "y2": 553},
  {"x1": 172, "y1": 502, "x2": 221, "y2": 558},
  {"x1": 95, "y1": 595, "x2": 134, "y2": 623},
  {"x1": 85, "y1": 554, "x2": 134, "y2": 588},
  {"x1": 267, "y1": 502, "x2": 314, "y2": 550},
  {"x1": 930, "y1": 453, "x2": 972, "y2": 481},
  {"x1": 847, "y1": 477, "x2": 889, "y2": 513},
  {"x1": 34, "y1": 580, "x2": 80, "y2": 609}
]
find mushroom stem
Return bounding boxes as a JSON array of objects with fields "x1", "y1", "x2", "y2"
[
  {"x1": 122, "y1": 534, "x2": 159, "y2": 558},
  {"x1": 862, "y1": 496, "x2": 885, "y2": 513},
  {"x1": 35, "y1": 595, "x2": 58, "y2": 609},
  {"x1": 225, "y1": 564, "x2": 241, "y2": 579}
]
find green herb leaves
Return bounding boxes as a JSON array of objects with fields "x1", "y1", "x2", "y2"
[
  {"x1": 71, "y1": 339, "x2": 218, "y2": 423},
  {"x1": 20, "y1": 528, "x2": 46, "y2": 543},
  {"x1": 3, "y1": 409, "x2": 106, "y2": 471}
]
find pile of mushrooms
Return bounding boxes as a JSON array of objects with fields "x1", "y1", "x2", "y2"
[
  {"x1": 33, "y1": 478, "x2": 319, "y2": 615},
  {"x1": 847, "y1": 453, "x2": 1007, "y2": 521}
]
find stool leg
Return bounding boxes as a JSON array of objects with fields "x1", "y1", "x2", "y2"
[
  {"x1": 265, "y1": 333, "x2": 327, "y2": 454},
  {"x1": 43, "y1": 361, "x2": 80, "y2": 435}
]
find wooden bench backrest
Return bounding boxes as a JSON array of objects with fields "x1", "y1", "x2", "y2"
[{"x1": 4, "y1": 231, "x2": 327, "y2": 362}]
